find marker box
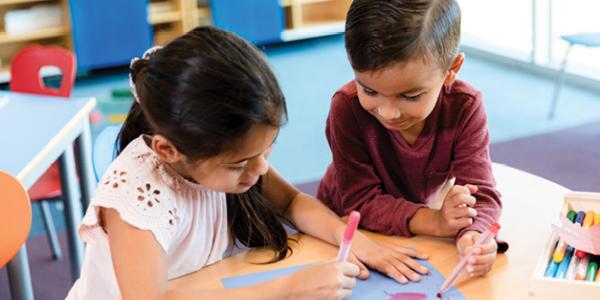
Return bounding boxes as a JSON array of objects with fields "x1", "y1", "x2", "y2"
[{"x1": 530, "y1": 192, "x2": 600, "y2": 299}]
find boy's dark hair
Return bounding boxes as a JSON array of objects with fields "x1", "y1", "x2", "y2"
[
  {"x1": 345, "y1": 0, "x2": 461, "y2": 72},
  {"x1": 119, "y1": 26, "x2": 291, "y2": 262}
]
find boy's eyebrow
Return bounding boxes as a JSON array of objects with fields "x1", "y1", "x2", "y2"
[
  {"x1": 225, "y1": 135, "x2": 278, "y2": 164},
  {"x1": 356, "y1": 79, "x2": 425, "y2": 95}
]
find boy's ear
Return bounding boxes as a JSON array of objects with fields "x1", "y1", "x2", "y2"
[
  {"x1": 444, "y1": 52, "x2": 465, "y2": 85},
  {"x1": 150, "y1": 134, "x2": 184, "y2": 164}
]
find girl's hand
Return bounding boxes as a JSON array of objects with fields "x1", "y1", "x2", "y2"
[
  {"x1": 434, "y1": 184, "x2": 478, "y2": 236},
  {"x1": 456, "y1": 230, "x2": 498, "y2": 277},
  {"x1": 287, "y1": 261, "x2": 359, "y2": 300},
  {"x1": 348, "y1": 233, "x2": 429, "y2": 284}
]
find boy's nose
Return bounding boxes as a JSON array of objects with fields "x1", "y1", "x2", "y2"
[{"x1": 377, "y1": 105, "x2": 401, "y2": 120}]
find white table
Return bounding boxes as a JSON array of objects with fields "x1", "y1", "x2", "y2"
[{"x1": 0, "y1": 92, "x2": 96, "y2": 300}]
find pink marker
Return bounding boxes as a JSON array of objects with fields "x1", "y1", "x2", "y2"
[
  {"x1": 337, "y1": 211, "x2": 361, "y2": 262},
  {"x1": 437, "y1": 223, "x2": 501, "y2": 298}
]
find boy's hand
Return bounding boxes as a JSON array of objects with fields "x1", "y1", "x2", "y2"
[
  {"x1": 434, "y1": 184, "x2": 478, "y2": 236},
  {"x1": 347, "y1": 232, "x2": 429, "y2": 284},
  {"x1": 456, "y1": 230, "x2": 498, "y2": 277}
]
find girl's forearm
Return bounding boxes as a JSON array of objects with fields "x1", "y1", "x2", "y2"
[
  {"x1": 161, "y1": 275, "x2": 290, "y2": 300},
  {"x1": 286, "y1": 192, "x2": 346, "y2": 246}
]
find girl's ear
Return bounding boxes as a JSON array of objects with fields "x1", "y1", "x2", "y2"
[
  {"x1": 444, "y1": 52, "x2": 465, "y2": 85},
  {"x1": 150, "y1": 135, "x2": 184, "y2": 164}
]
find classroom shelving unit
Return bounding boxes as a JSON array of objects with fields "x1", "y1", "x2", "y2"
[
  {"x1": 148, "y1": 0, "x2": 211, "y2": 46},
  {"x1": 0, "y1": 0, "x2": 72, "y2": 82},
  {"x1": 281, "y1": 0, "x2": 351, "y2": 42},
  {"x1": 0, "y1": 0, "x2": 349, "y2": 81}
]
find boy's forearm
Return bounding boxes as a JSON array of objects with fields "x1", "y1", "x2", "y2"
[{"x1": 408, "y1": 207, "x2": 445, "y2": 237}]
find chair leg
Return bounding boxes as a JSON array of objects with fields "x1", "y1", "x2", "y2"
[
  {"x1": 549, "y1": 44, "x2": 573, "y2": 119},
  {"x1": 39, "y1": 200, "x2": 63, "y2": 260}
]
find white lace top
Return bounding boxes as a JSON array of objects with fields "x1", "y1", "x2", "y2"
[{"x1": 66, "y1": 135, "x2": 232, "y2": 300}]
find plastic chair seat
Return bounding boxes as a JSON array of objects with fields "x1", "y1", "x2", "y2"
[
  {"x1": 27, "y1": 163, "x2": 62, "y2": 201},
  {"x1": 561, "y1": 33, "x2": 600, "y2": 48}
]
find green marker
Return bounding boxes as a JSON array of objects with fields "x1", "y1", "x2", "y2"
[
  {"x1": 587, "y1": 261, "x2": 598, "y2": 281},
  {"x1": 567, "y1": 210, "x2": 577, "y2": 222}
]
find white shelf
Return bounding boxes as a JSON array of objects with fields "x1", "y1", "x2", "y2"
[{"x1": 281, "y1": 21, "x2": 344, "y2": 42}]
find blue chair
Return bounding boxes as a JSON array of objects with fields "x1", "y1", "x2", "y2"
[
  {"x1": 549, "y1": 32, "x2": 600, "y2": 118},
  {"x1": 92, "y1": 125, "x2": 122, "y2": 181}
]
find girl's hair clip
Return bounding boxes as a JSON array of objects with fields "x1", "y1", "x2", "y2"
[{"x1": 128, "y1": 46, "x2": 164, "y2": 104}]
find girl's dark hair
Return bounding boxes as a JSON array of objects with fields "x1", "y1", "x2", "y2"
[
  {"x1": 345, "y1": 0, "x2": 461, "y2": 72},
  {"x1": 119, "y1": 26, "x2": 291, "y2": 262}
]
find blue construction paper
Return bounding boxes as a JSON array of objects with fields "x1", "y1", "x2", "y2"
[{"x1": 222, "y1": 260, "x2": 466, "y2": 300}]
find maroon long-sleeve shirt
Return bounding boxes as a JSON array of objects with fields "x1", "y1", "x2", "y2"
[{"x1": 317, "y1": 80, "x2": 502, "y2": 238}]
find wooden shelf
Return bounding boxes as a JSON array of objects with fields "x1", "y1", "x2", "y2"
[
  {"x1": 0, "y1": 0, "x2": 53, "y2": 5},
  {"x1": 149, "y1": 10, "x2": 182, "y2": 25},
  {"x1": 0, "y1": 26, "x2": 68, "y2": 44},
  {"x1": 195, "y1": 7, "x2": 210, "y2": 18}
]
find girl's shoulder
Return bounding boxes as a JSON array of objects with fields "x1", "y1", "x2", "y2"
[{"x1": 84, "y1": 135, "x2": 192, "y2": 251}]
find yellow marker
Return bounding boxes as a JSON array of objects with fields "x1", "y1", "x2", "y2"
[
  {"x1": 554, "y1": 210, "x2": 577, "y2": 263},
  {"x1": 583, "y1": 211, "x2": 595, "y2": 228},
  {"x1": 594, "y1": 212, "x2": 600, "y2": 226},
  {"x1": 553, "y1": 243, "x2": 568, "y2": 263}
]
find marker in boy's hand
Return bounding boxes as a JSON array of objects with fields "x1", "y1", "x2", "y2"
[{"x1": 434, "y1": 184, "x2": 478, "y2": 236}]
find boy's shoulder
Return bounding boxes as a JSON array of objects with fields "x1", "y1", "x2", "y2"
[
  {"x1": 445, "y1": 79, "x2": 482, "y2": 102},
  {"x1": 442, "y1": 79, "x2": 484, "y2": 116},
  {"x1": 329, "y1": 80, "x2": 361, "y2": 115}
]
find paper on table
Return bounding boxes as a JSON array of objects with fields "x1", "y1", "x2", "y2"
[{"x1": 222, "y1": 260, "x2": 466, "y2": 300}]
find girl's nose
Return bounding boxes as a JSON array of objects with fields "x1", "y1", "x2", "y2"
[{"x1": 248, "y1": 155, "x2": 269, "y2": 177}]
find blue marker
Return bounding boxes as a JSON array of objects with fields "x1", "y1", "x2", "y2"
[
  {"x1": 575, "y1": 211, "x2": 585, "y2": 226},
  {"x1": 545, "y1": 258, "x2": 560, "y2": 277},
  {"x1": 556, "y1": 247, "x2": 574, "y2": 278}
]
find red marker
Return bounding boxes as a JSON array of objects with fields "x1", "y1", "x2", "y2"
[
  {"x1": 337, "y1": 211, "x2": 360, "y2": 262},
  {"x1": 437, "y1": 223, "x2": 501, "y2": 298}
]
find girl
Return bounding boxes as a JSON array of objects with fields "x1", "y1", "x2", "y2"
[{"x1": 66, "y1": 26, "x2": 428, "y2": 300}]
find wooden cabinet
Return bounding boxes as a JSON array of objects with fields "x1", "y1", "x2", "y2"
[
  {"x1": 0, "y1": 0, "x2": 72, "y2": 81},
  {"x1": 281, "y1": 0, "x2": 351, "y2": 42},
  {"x1": 0, "y1": 0, "x2": 350, "y2": 81},
  {"x1": 148, "y1": 0, "x2": 211, "y2": 45}
]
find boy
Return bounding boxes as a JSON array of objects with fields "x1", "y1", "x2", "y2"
[{"x1": 318, "y1": 0, "x2": 506, "y2": 282}]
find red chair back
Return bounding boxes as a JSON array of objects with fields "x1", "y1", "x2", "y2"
[
  {"x1": 10, "y1": 45, "x2": 76, "y2": 97},
  {"x1": 0, "y1": 171, "x2": 32, "y2": 267}
]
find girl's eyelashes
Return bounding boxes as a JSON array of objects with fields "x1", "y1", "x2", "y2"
[{"x1": 226, "y1": 163, "x2": 247, "y2": 171}]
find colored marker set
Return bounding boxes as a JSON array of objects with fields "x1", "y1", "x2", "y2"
[
  {"x1": 544, "y1": 210, "x2": 600, "y2": 281},
  {"x1": 531, "y1": 193, "x2": 600, "y2": 300}
]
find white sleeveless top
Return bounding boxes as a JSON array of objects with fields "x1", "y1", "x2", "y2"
[{"x1": 66, "y1": 135, "x2": 232, "y2": 300}]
